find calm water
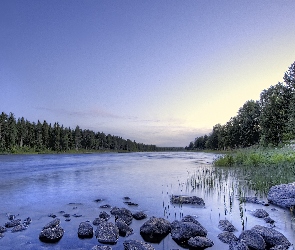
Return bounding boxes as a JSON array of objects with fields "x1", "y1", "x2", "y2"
[{"x1": 0, "y1": 152, "x2": 294, "y2": 249}]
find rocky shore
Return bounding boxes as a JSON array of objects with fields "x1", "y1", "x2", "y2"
[{"x1": 1, "y1": 183, "x2": 295, "y2": 249}]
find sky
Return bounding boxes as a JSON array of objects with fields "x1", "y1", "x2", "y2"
[{"x1": 1, "y1": 1, "x2": 295, "y2": 147}]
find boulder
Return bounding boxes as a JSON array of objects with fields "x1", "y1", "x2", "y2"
[
  {"x1": 132, "y1": 211, "x2": 147, "y2": 220},
  {"x1": 171, "y1": 216, "x2": 207, "y2": 246},
  {"x1": 99, "y1": 211, "x2": 111, "y2": 221},
  {"x1": 95, "y1": 221, "x2": 119, "y2": 244},
  {"x1": 78, "y1": 222, "x2": 93, "y2": 238},
  {"x1": 251, "y1": 225, "x2": 291, "y2": 249},
  {"x1": 252, "y1": 209, "x2": 269, "y2": 218},
  {"x1": 39, "y1": 226, "x2": 64, "y2": 243},
  {"x1": 187, "y1": 236, "x2": 214, "y2": 248},
  {"x1": 239, "y1": 230, "x2": 266, "y2": 250},
  {"x1": 93, "y1": 218, "x2": 106, "y2": 226},
  {"x1": 229, "y1": 240, "x2": 249, "y2": 250},
  {"x1": 267, "y1": 182, "x2": 295, "y2": 208},
  {"x1": 115, "y1": 218, "x2": 133, "y2": 237},
  {"x1": 110, "y1": 207, "x2": 133, "y2": 225},
  {"x1": 170, "y1": 195, "x2": 205, "y2": 205},
  {"x1": 218, "y1": 231, "x2": 238, "y2": 244},
  {"x1": 140, "y1": 216, "x2": 171, "y2": 243},
  {"x1": 39, "y1": 218, "x2": 64, "y2": 243},
  {"x1": 218, "y1": 219, "x2": 236, "y2": 232},
  {"x1": 123, "y1": 239, "x2": 155, "y2": 250}
]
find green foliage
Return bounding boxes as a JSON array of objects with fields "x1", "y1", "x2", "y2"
[
  {"x1": 187, "y1": 60, "x2": 295, "y2": 150},
  {"x1": 0, "y1": 112, "x2": 158, "y2": 154}
]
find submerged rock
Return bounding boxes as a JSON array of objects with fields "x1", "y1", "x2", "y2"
[
  {"x1": 0, "y1": 226, "x2": 7, "y2": 233},
  {"x1": 99, "y1": 211, "x2": 111, "y2": 221},
  {"x1": 132, "y1": 211, "x2": 147, "y2": 220},
  {"x1": 39, "y1": 218, "x2": 64, "y2": 243},
  {"x1": 188, "y1": 236, "x2": 214, "y2": 248},
  {"x1": 171, "y1": 216, "x2": 207, "y2": 246},
  {"x1": 123, "y1": 239, "x2": 155, "y2": 250},
  {"x1": 170, "y1": 195, "x2": 205, "y2": 205},
  {"x1": 140, "y1": 216, "x2": 171, "y2": 243},
  {"x1": 218, "y1": 219, "x2": 236, "y2": 232},
  {"x1": 229, "y1": 240, "x2": 249, "y2": 250},
  {"x1": 110, "y1": 207, "x2": 133, "y2": 225},
  {"x1": 95, "y1": 221, "x2": 119, "y2": 244},
  {"x1": 251, "y1": 225, "x2": 291, "y2": 249},
  {"x1": 5, "y1": 219, "x2": 21, "y2": 228},
  {"x1": 115, "y1": 218, "x2": 133, "y2": 237},
  {"x1": 240, "y1": 197, "x2": 268, "y2": 205},
  {"x1": 267, "y1": 182, "x2": 295, "y2": 208},
  {"x1": 92, "y1": 246, "x2": 112, "y2": 250},
  {"x1": 252, "y1": 209, "x2": 269, "y2": 218},
  {"x1": 78, "y1": 222, "x2": 93, "y2": 238},
  {"x1": 11, "y1": 224, "x2": 27, "y2": 232},
  {"x1": 239, "y1": 230, "x2": 266, "y2": 250},
  {"x1": 218, "y1": 231, "x2": 238, "y2": 244}
]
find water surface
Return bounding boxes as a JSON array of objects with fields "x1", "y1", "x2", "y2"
[{"x1": 0, "y1": 152, "x2": 294, "y2": 249}]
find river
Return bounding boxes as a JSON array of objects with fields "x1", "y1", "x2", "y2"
[{"x1": 0, "y1": 152, "x2": 294, "y2": 249}]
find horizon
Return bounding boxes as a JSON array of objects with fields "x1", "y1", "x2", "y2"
[{"x1": 1, "y1": 1, "x2": 295, "y2": 147}]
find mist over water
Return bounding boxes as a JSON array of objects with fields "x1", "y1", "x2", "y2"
[{"x1": 0, "y1": 152, "x2": 294, "y2": 249}]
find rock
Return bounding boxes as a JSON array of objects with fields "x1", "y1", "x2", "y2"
[
  {"x1": 95, "y1": 221, "x2": 119, "y2": 244},
  {"x1": 140, "y1": 216, "x2": 171, "y2": 243},
  {"x1": 48, "y1": 213, "x2": 57, "y2": 218},
  {"x1": 188, "y1": 236, "x2": 214, "y2": 248},
  {"x1": 170, "y1": 195, "x2": 205, "y2": 206},
  {"x1": 39, "y1": 218, "x2": 64, "y2": 243},
  {"x1": 171, "y1": 217, "x2": 207, "y2": 246},
  {"x1": 218, "y1": 231, "x2": 238, "y2": 244},
  {"x1": 133, "y1": 211, "x2": 147, "y2": 220},
  {"x1": 229, "y1": 240, "x2": 249, "y2": 250},
  {"x1": 115, "y1": 218, "x2": 133, "y2": 237},
  {"x1": 94, "y1": 198, "x2": 103, "y2": 202},
  {"x1": 100, "y1": 204, "x2": 111, "y2": 208},
  {"x1": 0, "y1": 233, "x2": 3, "y2": 239},
  {"x1": 7, "y1": 214, "x2": 15, "y2": 220},
  {"x1": 72, "y1": 213, "x2": 82, "y2": 217},
  {"x1": 252, "y1": 209, "x2": 269, "y2": 218},
  {"x1": 123, "y1": 239, "x2": 155, "y2": 250},
  {"x1": 240, "y1": 197, "x2": 267, "y2": 205},
  {"x1": 5, "y1": 219, "x2": 21, "y2": 228},
  {"x1": 267, "y1": 182, "x2": 295, "y2": 208},
  {"x1": 23, "y1": 217, "x2": 32, "y2": 226},
  {"x1": 99, "y1": 211, "x2": 111, "y2": 221},
  {"x1": 78, "y1": 222, "x2": 93, "y2": 238},
  {"x1": 264, "y1": 216, "x2": 275, "y2": 224},
  {"x1": 93, "y1": 218, "x2": 106, "y2": 226},
  {"x1": 92, "y1": 246, "x2": 112, "y2": 250},
  {"x1": 218, "y1": 219, "x2": 236, "y2": 232},
  {"x1": 110, "y1": 207, "x2": 133, "y2": 225},
  {"x1": 251, "y1": 225, "x2": 291, "y2": 249},
  {"x1": 239, "y1": 230, "x2": 266, "y2": 250},
  {"x1": 11, "y1": 224, "x2": 27, "y2": 232},
  {"x1": 270, "y1": 245, "x2": 290, "y2": 250},
  {"x1": 123, "y1": 201, "x2": 139, "y2": 206},
  {"x1": 43, "y1": 218, "x2": 60, "y2": 229},
  {"x1": 0, "y1": 226, "x2": 7, "y2": 233},
  {"x1": 63, "y1": 213, "x2": 71, "y2": 218}
]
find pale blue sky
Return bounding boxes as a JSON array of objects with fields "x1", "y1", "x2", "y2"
[{"x1": 1, "y1": 0, "x2": 295, "y2": 146}]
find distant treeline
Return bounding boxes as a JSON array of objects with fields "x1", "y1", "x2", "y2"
[
  {"x1": 187, "y1": 61, "x2": 295, "y2": 150},
  {"x1": 0, "y1": 113, "x2": 159, "y2": 153}
]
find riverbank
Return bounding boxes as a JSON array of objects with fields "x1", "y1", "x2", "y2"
[{"x1": 213, "y1": 146, "x2": 295, "y2": 195}]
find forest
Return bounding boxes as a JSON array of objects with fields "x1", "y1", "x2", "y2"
[
  {"x1": 187, "y1": 61, "x2": 295, "y2": 150},
  {"x1": 0, "y1": 113, "x2": 160, "y2": 153}
]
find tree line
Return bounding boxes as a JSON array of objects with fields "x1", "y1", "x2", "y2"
[
  {"x1": 187, "y1": 61, "x2": 295, "y2": 150},
  {"x1": 0, "y1": 113, "x2": 158, "y2": 153}
]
